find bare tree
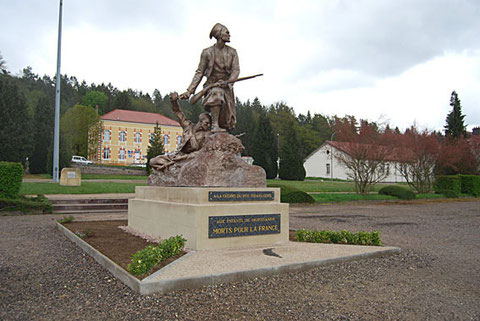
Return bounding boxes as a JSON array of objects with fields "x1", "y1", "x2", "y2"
[
  {"x1": 332, "y1": 117, "x2": 391, "y2": 194},
  {"x1": 397, "y1": 127, "x2": 440, "y2": 193},
  {"x1": 333, "y1": 141, "x2": 390, "y2": 194}
]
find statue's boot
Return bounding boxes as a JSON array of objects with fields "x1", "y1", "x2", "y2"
[{"x1": 210, "y1": 106, "x2": 226, "y2": 133}]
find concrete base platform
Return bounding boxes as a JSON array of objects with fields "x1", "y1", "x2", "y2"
[{"x1": 57, "y1": 221, "x2": 401, "y2": 295}]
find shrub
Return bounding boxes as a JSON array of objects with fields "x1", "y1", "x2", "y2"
[
  {"x1": 0, "y1": 195, "x2": 52, "y2": 214},
  {"x1": 281, "y1": 191, "x2": 315, "y2": 204},
  {"x1": 58, "y1": 215, "x2": 75, "y2": 223},
  {"x1": 74, "y1": 228, "x2": 94, "y2": 239},
  {"x1": 268, "y1": 184, "x2": 315, "y2": 204},
  {"x1": 378, "y1": 185, "x2": 416, "y2": 200},
  {"x1": 0, "y1": 162, "x2": 24, "y2": 199},
  {"x1": 434, "y1": 175, "x2": 461, "y2": 195},
  {"x1": 436, "y1": 189, "x2": 458, "y2": 198},
  {"x1": 459, "y1": 175, "x2": 480, "y2": 197},
  {"x1": 294, "y1": 229, "x2": 381, "y2": 246},
  {"x1": 128, "y1": 235, "x2": 186, "y2": 276}
]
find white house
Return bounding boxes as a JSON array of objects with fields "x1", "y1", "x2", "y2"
[{"x1": 304, "y1": 140, "x2": 407, "y2": 182}]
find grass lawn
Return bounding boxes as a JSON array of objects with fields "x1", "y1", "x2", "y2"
[
  {"x1": 24, "y1": 173, "x2": 147, "y2": 180},
  {"x1": 311, "y1": 193, "x2": 396, "y2": 202},
  {"x1": 20, "y1": 181, "x2": 147, "y2": 195},
  {"x1": 310, "y1": 193, "x2": 446, "y2": 203},
  {"x1": 267, "y1": 179, "x2": 407, "y2": 193},
  {"x1": 81, "y1": 174, "x2": 147, "y2": 180}
]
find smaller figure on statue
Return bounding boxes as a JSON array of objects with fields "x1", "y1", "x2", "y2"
[{"x1": 149, "y1": 92, "x2": 212, "y2": 171}]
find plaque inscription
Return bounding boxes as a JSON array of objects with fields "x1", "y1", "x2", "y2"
[
  {"x1": 209, "y1": 214, "x2": 281, "y2": 238},
  {"x1": 208, "y1": 191, "x2": 274, "y2": 202}
]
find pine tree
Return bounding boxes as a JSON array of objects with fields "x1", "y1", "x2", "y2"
[
  {"x1": 146, "y1": 122, "x2": 164, "y2": 174},
  {"x1": 278, "y1": 118, "x2": 306, "y2": 180},
  {"x1": 0, "y1": 75, "x2": 33, "y2": 163},
  {"x1": 444, "y1": 91, "x2": 466, "y2": 139},
  {"x1": 30, "y1": 95, "x2": 54, "y2": 173},
  {"x1": 251, "y1": 112, "x2": 278, "y2": 179}
]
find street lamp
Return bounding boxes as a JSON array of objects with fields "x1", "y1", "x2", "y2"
[
  {"x1": 276, "y1": 133, "x2": 280, "y2": 178},
  {"x1": 52, "y1": 0, "x2": 63, "y2": 183}
]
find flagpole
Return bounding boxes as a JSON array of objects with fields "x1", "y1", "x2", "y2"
[{"x1": 53, "y1": 0, "x2": 63, "y2": 182}]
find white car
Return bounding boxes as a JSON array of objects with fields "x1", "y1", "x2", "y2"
[
  {"x1": 131, "y1": 163, "x2": 146, "y2": 168},
  {"x1": 71, "y1": 155, "x2": 93, "y2": 165}
]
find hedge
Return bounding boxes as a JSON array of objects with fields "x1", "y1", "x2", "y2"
[
  {"x1": 294, "y1": 229, "x2": 381, "y2": 246},
  {"x1": 378, "y1": 185, "x2": 416, "y2": 200},
  {"x1": 434, "y1": 175, "x2": 461, "y2": 195},
  {"x1": 436, "y1": 189, "x2": 458, "y2": 198},
  {"x1": 0, "y1": 162, "x2": 24, "y2": 199},
  {"x1": 459, "y1": 175, "x2": 480, "y2": 197}
]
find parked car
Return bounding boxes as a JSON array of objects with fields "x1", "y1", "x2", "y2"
[
  {"x1": 131, "y1": 163, "x2": 146, "y2": 168},
  {"x1": 71, "y1": 155, "x2": 93, "y2": 165}
]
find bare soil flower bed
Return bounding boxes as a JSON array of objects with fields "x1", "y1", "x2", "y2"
[{"x1": 61, "y1": 220, "x2": 186, "y2": 278}]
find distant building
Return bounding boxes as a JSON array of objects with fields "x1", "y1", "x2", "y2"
[
  {"x1": 304, "y1": 140, "x2": 407, "y2": 182},
  {"x1": 90, "y1": 109, "x2": 182, "y2": 165}
]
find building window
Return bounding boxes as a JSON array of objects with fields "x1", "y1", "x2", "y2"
[
  {"x1": 326, "y1": 163, "x2": 331, "y2": 175},
  {"x1": 119, "y1": 131, "x2": 126, "y2": 142},
  {"x1": 119, "y1": 148, "x2": 126, "y2": 160},
  {"x1": 163, "y1": 134, "x2": 169, "y2": 145},
  {"x1": 103, "y1": 147, "x2": 110, "y2": 159},
  {"x1": 103, "y1": 130, "x2": 111, "y2": 142},
  {"x1": 134, "y1": 132, "x2": 141, "y2": 143},
  {"x1": 177, "y1": 135, "x2": 182, "y2": 146}
]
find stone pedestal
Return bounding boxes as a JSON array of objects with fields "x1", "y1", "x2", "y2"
[
  {"x1": 59, "y1": 168, "x2": 81, "y2": 186},
  {"x1": 128, "y1": 186, "x2": 289, "y2": 250}
]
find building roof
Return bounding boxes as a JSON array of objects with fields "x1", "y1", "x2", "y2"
[
  {"x1": 305, "y1": 140, "x2": 411, "y2": 163},
  {"x1": 101, "y1": 109, "x2": 180, "y2": 127}
]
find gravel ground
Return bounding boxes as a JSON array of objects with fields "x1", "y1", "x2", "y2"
[{"x1": 1, "y1": 200, "x2": 479, "y2": 320}]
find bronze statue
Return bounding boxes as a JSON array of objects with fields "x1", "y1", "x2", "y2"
[
  {"x1": 149, "y1": 92, "x2": 211, "y2": 171},
  {"x1": 180, "y1": 23, "x2": 240, "y2": 133}
]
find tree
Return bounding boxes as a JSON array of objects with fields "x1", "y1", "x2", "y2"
[
  {"x1": 232, "y1": 98, "x2": 258, "y2": 156},
  {"x1": 278, "y1": 118, "x2": 306, "y2": 180},
  {"x1": 113, "y1": 90, "x2": 132, "y2": 110},
  {"x1": 396, "y1": 127, "x2": 440, "y2": 193},
  {"x1": 0, "y1": 75, "x2": 33, "y2": 163},
  {"x1": 87, "y1": 118, "x2": 103, "y2": 163},
  {"x1": 60, "y1": 104, "x2": 99, "y2": 156},
  {"x1": 333, "y1": 118, "x2": 389, "y2": 194},
  {"x1": 0, "y1": 52, "x2": 7, "y2": 74},
  {"x1": 436, "y1": 137, "x2": 478, "y2": 175},
  {"x1": 46, "y1": 132, "x2": 72, "y2": 175},
  {"x1": 82, "y1": 90, "x2": 108, "y2": 114},
  {"x1": 30, "y1": 95, "x2": 54, "y2": 173},
  {"x1": 146, "y1": 122, "x2": 164, "y2": 174},
  {"x1": 251, "y1": 112, "x2": 278, "y2": 179},
  {"x1": 444, "y1": 91, "x2": 466, "y2": 139}
]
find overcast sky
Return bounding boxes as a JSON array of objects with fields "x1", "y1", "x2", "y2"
[{"x1": 1, "y1": 0, "x2": 479, "y2": 132}]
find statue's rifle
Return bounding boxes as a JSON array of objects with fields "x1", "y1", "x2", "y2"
[{"x1": 190, "y1": 73, "x2": 263, "y2": 105}]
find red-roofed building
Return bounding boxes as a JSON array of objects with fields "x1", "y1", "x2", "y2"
[
  {"x1": 303, "y1": 141, "x2": 407, "y2": 182},
  {"x1": 89, "y1": 109, "x2": 182, "y2": 165}
]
